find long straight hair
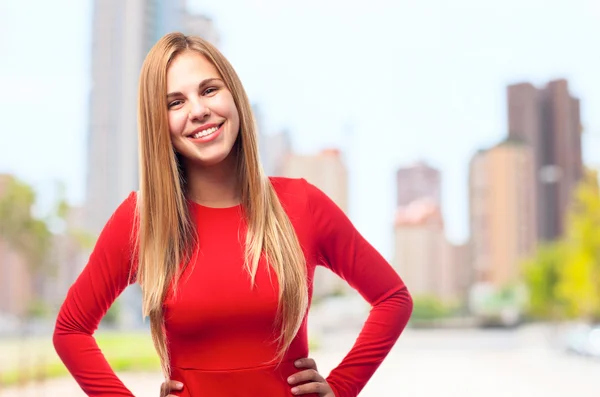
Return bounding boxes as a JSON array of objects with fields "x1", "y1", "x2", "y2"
[{"x1": 136, "y1": 33, "x2": 308, "y2": 378}]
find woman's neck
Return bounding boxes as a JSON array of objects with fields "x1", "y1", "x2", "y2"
[{"x1": 183, "y1": 155, "x2": 241, "y2": 208}]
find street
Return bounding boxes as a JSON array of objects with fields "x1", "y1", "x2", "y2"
[{"x1": 2, "y1": 325, "x2": 598, "y2": 397}]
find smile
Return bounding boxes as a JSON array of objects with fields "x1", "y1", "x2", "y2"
[
  {"x1": 192, "y1": 125, "x2": 220, "y2": 139},
  {"x1": 187, "y1": 123, "x2": 225, "y2": 143}
]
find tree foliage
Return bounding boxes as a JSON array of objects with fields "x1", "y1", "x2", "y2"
[
  {"x1": 0, "y1": 176, "x2": 52, "y2": 272},
  {"x1": 523, "y1": 169, "x2": 600, "y2": 322},
  {"x1": 556, "y1": 169, "x2": 600, "y2": 321}
]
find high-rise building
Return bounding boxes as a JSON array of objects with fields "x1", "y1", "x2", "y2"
[
  {"x1": 392, "y1": 161, "x2": 471, "y2": 302},
  {"x1": 392, "y1": 199, "x2": 446, "y2": 298},
  {"x1": 468, "y1": 139, "x2": 537, "y2": 287},
  {"x1": 396, "y1": 161, "x2": 441, "y2": 207},
  {"x1": 282, "y1": 149, "x2": 349, "y2": 298},
  {"x1": 392, "y1": 199, "x2": 467, "y2": 301},
  {"x1": 87, "y1": 0, "x2": 161, "y2": 234},
  {"x1": 507, "y1": 79, "x2": 583, "y2": 241}
]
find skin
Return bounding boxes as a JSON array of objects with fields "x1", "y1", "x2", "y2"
[{"x1": 159, "y1": 52, "x2": 335, "y2": 396}]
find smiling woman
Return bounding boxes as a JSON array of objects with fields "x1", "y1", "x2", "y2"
[{"x1": 52, "y1": 32, "x2": 413, "y2": 397}]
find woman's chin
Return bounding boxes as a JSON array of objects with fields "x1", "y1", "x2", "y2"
[{"x1": 184, "y1": 151, "x2": 235, "y2": 169}]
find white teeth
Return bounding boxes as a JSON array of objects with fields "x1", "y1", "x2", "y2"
[{"x1": 192, "y1": 126, "x2": 219, "y2": 139}]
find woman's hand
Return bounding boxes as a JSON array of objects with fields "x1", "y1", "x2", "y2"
[
  {"x1": 160, "y1": 379, "x2": 183, "y2": 397},
  {"x1": 288, "y1": 358, "x2": 335, "y2": 396}
]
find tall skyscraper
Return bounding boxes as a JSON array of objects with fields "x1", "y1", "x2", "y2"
[
  {"x1": 507, "y1": 79, "x2": 583, "y2": 241},
  {"x1": 396, "y1": 161, "x2": 441, "y2": 207},
  {"x1": 469, "y1": 139, "x2": 537, "y2": 287},
  {"x1": 86, "y1": 0, "x2": 153, "y2": 234}
]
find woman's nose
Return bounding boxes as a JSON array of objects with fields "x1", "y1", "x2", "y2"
[{"x1": 188, "y1": 100, "x2": 210, "y2": 121}]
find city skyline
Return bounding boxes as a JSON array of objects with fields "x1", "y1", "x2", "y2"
[{"x1": 1, "y1": 0, "x2": 599, "y2": 260}]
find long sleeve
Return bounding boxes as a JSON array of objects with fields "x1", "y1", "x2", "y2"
[
  {"x1": 53, "y1": 192, "x2": 139, "y2": 396},
  {"x1": 304, "y1": 180, "x2": 413, "y2": 397}
]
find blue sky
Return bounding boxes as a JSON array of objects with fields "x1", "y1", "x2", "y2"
[{"x1": 0, "y1": 0, "x2": 598, "y2": 259}]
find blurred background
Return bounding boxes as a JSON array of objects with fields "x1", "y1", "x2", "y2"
[{"x1": 1, "y1": 0, "x2": 600, "y2": 395}]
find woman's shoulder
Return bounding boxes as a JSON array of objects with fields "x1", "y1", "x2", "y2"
[
  {"x1": 268, "y1": 176, "x2": 306, "y2": 192},
  {"x1": 268, "y1": 177, "x2": 328, "y2": 208},
  {"x1": 268, "y1": 176, "x2": 311, "y2": 213},
  {"x1": 113, "y1": 191, "x2": 138, "y2": 219},
  {"x1": 102, "y1": 191, "x2": 138, "y2": 233}
]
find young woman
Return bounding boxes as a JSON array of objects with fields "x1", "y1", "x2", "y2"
[{"x1": 53, "y1": 32, "x2": 413, "y2": 397}]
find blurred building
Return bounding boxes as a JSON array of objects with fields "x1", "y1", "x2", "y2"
[
  {"x1": 282, "y1": 149, "x2": 348, "y2": 213},
  {"x1": 85, "y1": 0, "x2": 220, "y2": 328},
  {"x1": 396, "y1": 161, "x2": 441, "y2": 207},
  {"x1": 469, "y1": 139, "x2": 537, "y2": 288},
  {"x1": 0, "y1": 241, "x2": 31, "y2": 318},
  {"x1": 392, "y1": 162, "x2": 468, "y2": 302},
  {"x1": 392, "y1": 199, "x2": 464, "y2": 301},
  {"x1": 449, "y1": 242, "x2": 471, "y2": 303},
  {"x1": 282, "y1": 149, "x2": 349, "y2": 298},
  {"x1": 393, "y1": 199, "x2": 445, "y2": 298},
  {"x1": 507, "y1": 79, "x2": 583, "y2": 241},
  {"x1": 50, "y1": 206, "x2": 91, "y2": 310}
]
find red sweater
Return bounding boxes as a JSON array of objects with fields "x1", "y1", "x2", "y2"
[{"x1": 53, "y1": 177, "x2": 413, "y2": 397}]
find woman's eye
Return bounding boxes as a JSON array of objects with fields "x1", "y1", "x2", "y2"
[
  {"x1": 203, "y1": 87, "x2": 218, "y2": 96},
  {"x1": 168, "y1": 100, "x2": 183, "y2": 108}
]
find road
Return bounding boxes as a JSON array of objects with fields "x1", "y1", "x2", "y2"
[{"x1": 2, "y1": 325, "x2": 598, "y2": 396}]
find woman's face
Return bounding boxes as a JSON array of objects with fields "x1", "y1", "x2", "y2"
[{"x1": 166, "y1": 51, "x2": 240, "y2": 168}]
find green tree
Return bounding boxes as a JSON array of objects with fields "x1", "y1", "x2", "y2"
[
  {"x1": 0, "y1": 176, "x2": 52, "y2": 276},
  {"x1": 556, "y1": 169, "x2": 600, "y2": 321},
  {"x1": 410, "y1": 295, "x2": 453, "y2": 321},
  {"x1": 522, "y1": 242, "x2": 565, "y2": 319},
  {"x1": 523, "y1": 168, "x2": 600, "y2": 322}
]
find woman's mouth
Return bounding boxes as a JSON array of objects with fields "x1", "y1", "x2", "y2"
[{"x1": 188, "y1": 123, "x2": 224, "y2": 143}]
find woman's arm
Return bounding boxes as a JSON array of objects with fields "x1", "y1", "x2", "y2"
[
  {"x1": 53, "y1": 192, "x2": 139, "y2": 396},
  {"x1": 305, "y1": 180, "x2": 413, "y2": 397}
]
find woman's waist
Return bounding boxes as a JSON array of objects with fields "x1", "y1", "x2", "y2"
[
  {"x1": 168, "y1": 336, "x2": 309, "y2": 370},
  {"x1": 169, "y1": 357, "x2": 317, "y2": 397},
  {"x1": 172, "y1": 356, "x2": 297, "y2": 373}
]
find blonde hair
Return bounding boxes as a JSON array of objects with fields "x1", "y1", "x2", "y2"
[{"x1": 135, "y1": 33, "x2": 308, "y2": 378}]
